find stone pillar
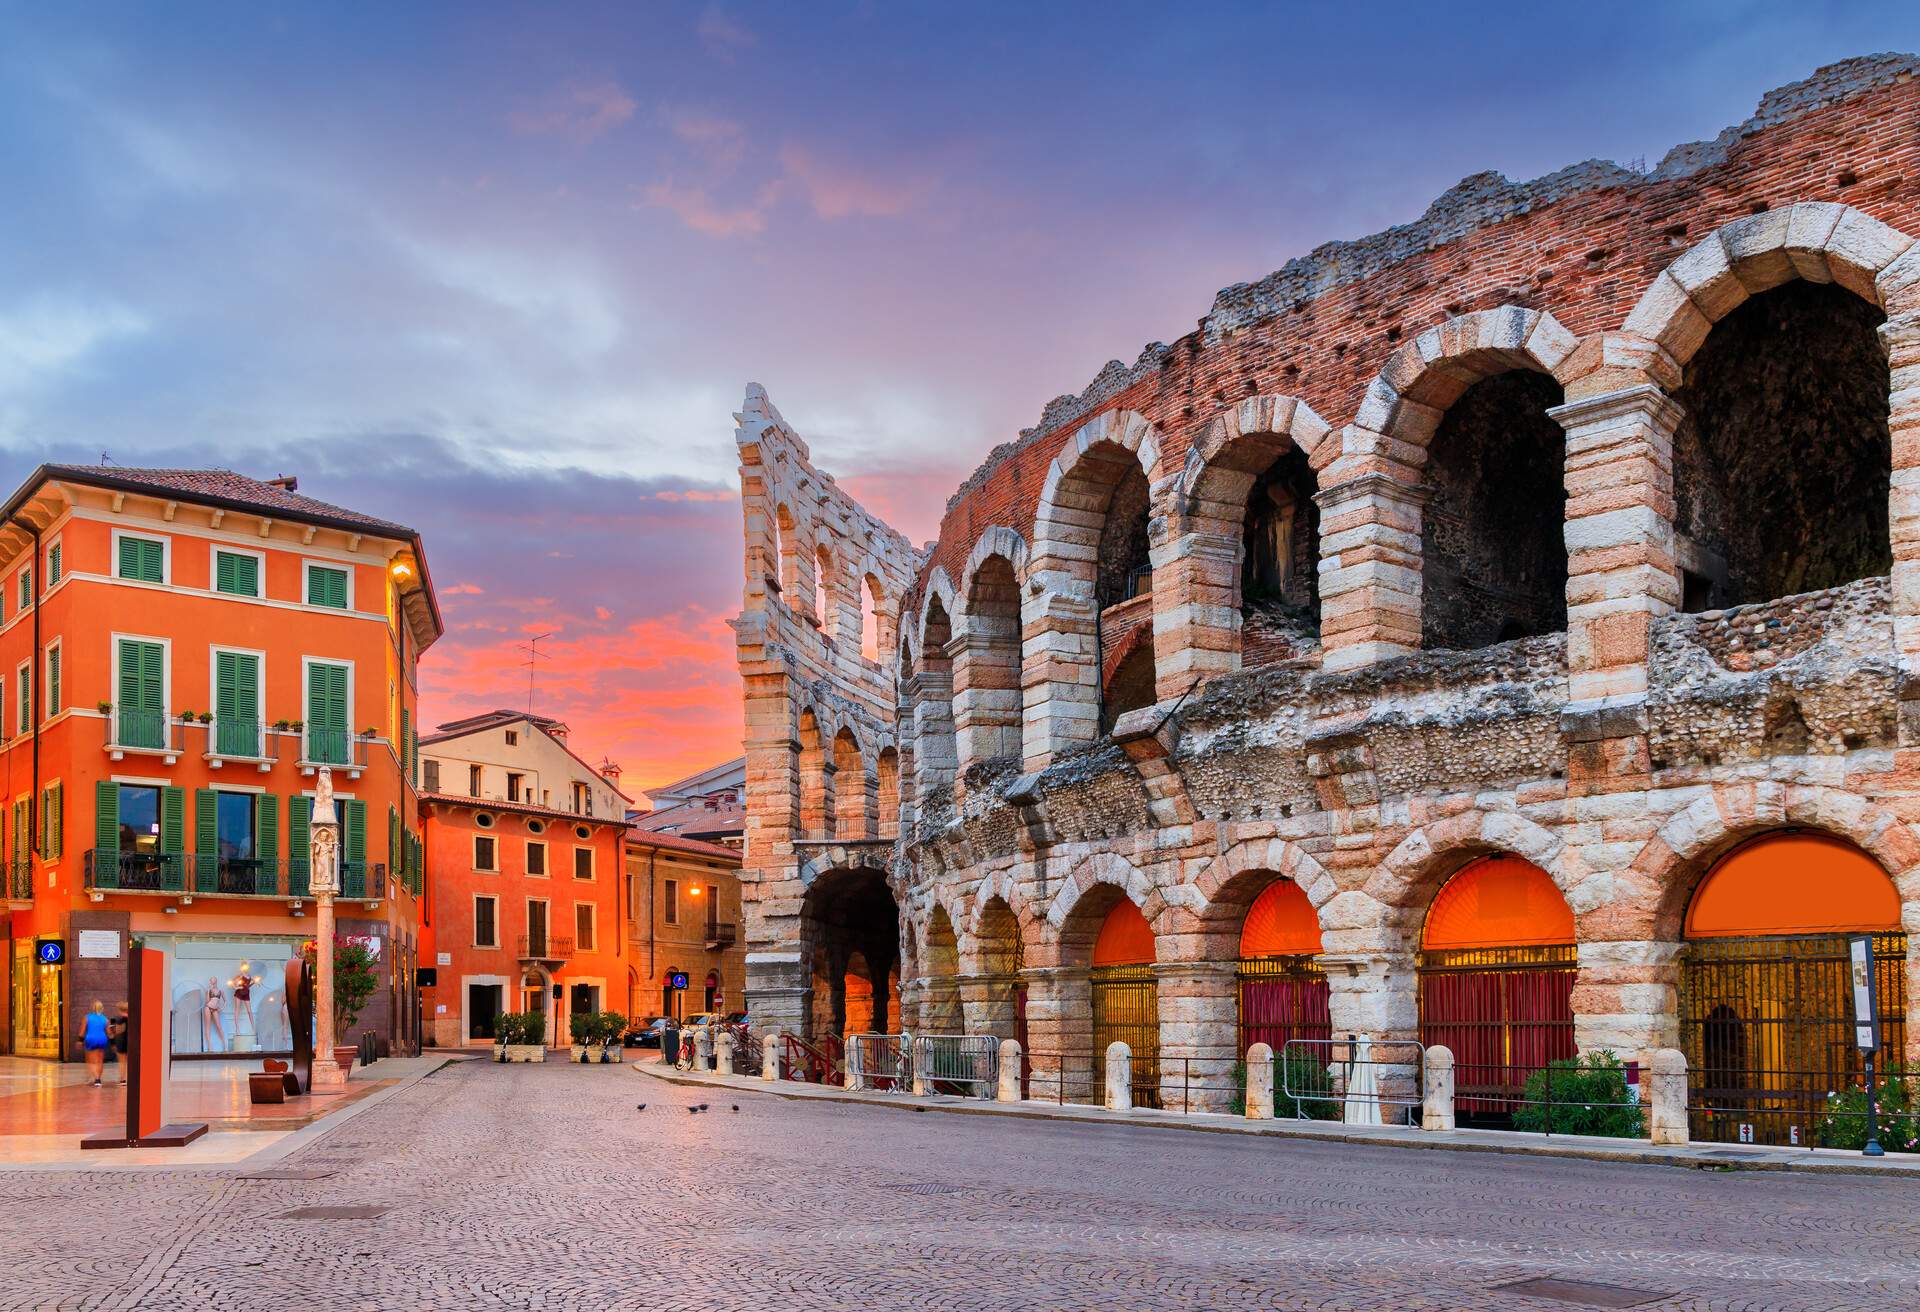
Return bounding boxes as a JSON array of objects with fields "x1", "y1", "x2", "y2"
[
  {"x1": 1104, "y1": 1041, "x2": 1132, "y2": 1112},
  {"x1": 1315, "y1": 468, "x2": 1426, "y2": 672},
  {"x1": 1244, "y1": 1042, "x2": 1274, "y2": 1120},
  {"x1": 713, "y1": 1029, "x2": 733, "y2": 1076},
  {"x1": 1151, "y1": 527, "x2": 1240, "y2": 700},
  {"x1": 692, "y1": 1026, "x2": 711, "y2": 1073},
  {"x1": 997, "y1": 1039, "x2": 1023, "y2": 1102},
  {"x1": 1154, "y1": 961, "x2": 1237, "y2": 1113},
  {"x1": 908, "y1": 671, "x2": 957, "y2": 804},
  {"x1": 1881, "y1": 312, "x2": 1920, "y2": 746},
  {"x1": 1021, "y1": 965, "x2": 1087, "y2": 1101},
  {"x1": 1547, "y1": 383, "x2": 1681, "y2": 710},
  {"x1": 1571, "y1": 940, "x2": 1682, "y2": 1060},
  {"x1": 744, "y1": 952, "x2": 809, "y2": 1042},
  {"x1": 1648, "y1": 1048, "x2": 1689, "y2": 1146},
  {"x1": 1422, "y1": 1045, "x2": 1455, "y2": 1131},
  {"x1": 1021, "y1": 590, "x2": 1098, "y2": 771},
  {"x1": 952, "y1": 630, "x2": 1022, "y2": 779},
  {"x1": 761, "y1": 1031, "x2": 780, "y2": 1081},
  {"x1": 1321, "y1": 951, "x2": 1420, "y2": 1114}
]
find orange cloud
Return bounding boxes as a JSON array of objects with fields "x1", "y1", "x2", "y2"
[
  {"x1": 510, "y1": 80, "x2": 637, "y2": 144},
  {"x1": 778, "y1": 143, "x2": 930, "y2": 220},
  {"x1": 636, "y1": 178, "x2": 768, "y2": 238}
]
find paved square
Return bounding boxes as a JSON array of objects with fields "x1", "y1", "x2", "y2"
[{"x1": 0, "y1": 1060, "x2": 1914, "y2": 1311}]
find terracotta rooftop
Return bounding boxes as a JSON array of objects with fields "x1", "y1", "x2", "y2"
[{"x1": 39, "y1": 464, "x2": 416, "y2": 537}]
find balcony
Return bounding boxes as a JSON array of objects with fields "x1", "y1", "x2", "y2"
[
  {"x1": 517, "y1": 933, "x2": 574, "y2": 964},
  {"x1": 83, "y1": 850, "x2": 385, "y2": 905},
  {"x1": 105, "y1": 708, "x2": 180, "y2": 765},
  {"x1": 705, "y1": 921, "x2": 737, "y2": 949},
  {"x1": 204, "y1": 719, "x2": 281, "y2": 773},
  {"x1": 7, "y1": 860, "x2": 30, "y2": 907},
  {"x1": 298, "y1": 728, "x2": 369, "y2": 781}
]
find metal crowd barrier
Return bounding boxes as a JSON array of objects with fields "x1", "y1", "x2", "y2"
[
  {"x1": 845, "y1": 1032, "x2": 912, "y2": 1091},
  {"x1": 1279, "y1": 1038, "x2": 1423, "y2": 1125},
  {"x1": 913, "y1": 1034, "x2": 998, "y2": 1098}
]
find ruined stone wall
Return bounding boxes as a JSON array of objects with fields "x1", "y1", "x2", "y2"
[{"x1": 736, "y1": 58, "x2": 1920, "y2": 1096}]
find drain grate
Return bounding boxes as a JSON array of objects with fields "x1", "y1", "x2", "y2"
[
  {"x1": 1494, "y1": 1277, "x2": 1668, "y2": 1308},
  {"x1": 236, "y1": 1168, "x2": 335, "y2": 1181},
  {"x1": 884, "y1": 1181, "x2": 969, "y2": 1197},
  {"x1": 273, "y1": 1204, "x2": 391, "y2": 1220}
]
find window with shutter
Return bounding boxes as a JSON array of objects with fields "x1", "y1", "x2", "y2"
[
  {"x1": 44, "y1": 645, "x2": 60, "y2": 717},
  {"x1": 256, "y1": 794, "x2": 278, "y2": 893},
  {"x1": 44, "y1": 783, "x2": 62, "y2": 858},
  {"x1": 17, "y1": 566, "x2": 31, "y2": 609},
  {"x1": 117, "y1": 535, "x2": 164, "y2": 583},
  {"x1": 574, "y1": 847, "x2": 593, "y2": 880},
  {"x1": 576, "y1": 903, "x2": 595, "y2": 952},
  {"x1": 115, "y1": 639, "x2": 166, "y2": 749},
  {"x1": 16, "y1": 662, "x2": 28, "y2": 735},
  {"x1": 424, "y1": 758, "x2": 439, "y2": 792},
  {"x1": 306, "y1": 564, "x2": 348, "y2": 609},
  {"x1": 475, "y1": 895, "x2": 498, "y2": 948},
  {"x1": 214, "y1": 651, "x2": 261, "y2": 756},
  {"x1": 214, "y1": 550, "x2": 259, "y2": 597},
  {"x1": 526, "y1": 841, "x2": 546, "y2": 876},
  {"x1": 475, "y1": 835, "x2": 496, "y2": 871},
  {"x1": 46, "y1": 542, "x2": 60, "y2": 588},
  {"x1": 94, "y1": 780, "x2": 119, "y2": 861},
  {"x1": 287, "y1": 795, "x2": 312, "y2": 894},
  {"x1": 305, "y1": 661, "x2": 349, "y2": 763}
]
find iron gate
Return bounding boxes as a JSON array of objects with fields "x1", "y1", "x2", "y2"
[
  {"x1": 1237, "y1": 954, "x2": 1331, "y2": 1056},
  {"x1": 1091, "y1": 964, "x2": 1160, "y2": 1109},
  {"x1": 1418, "y1": 944, "x2": 1576, "y2": 1122},
  {"x1": 1680, "y1": 932, "x2": 1908, "y2": 1147}
]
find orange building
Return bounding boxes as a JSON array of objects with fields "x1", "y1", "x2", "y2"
[
  {"x1": 0, "y1": 465, "x2": 439, "y2": 1061},
  {"x1": 417, "y1": 711, "x2": 632, "y2": 1048}
]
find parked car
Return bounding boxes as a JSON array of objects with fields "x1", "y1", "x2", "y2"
[{"x1": 627, "y1": 1017, "x2": 672, "y2": 1049}]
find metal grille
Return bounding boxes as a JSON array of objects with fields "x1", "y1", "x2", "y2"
[
  {"x1": 1680, "y1": 932, "x2": 1908, "y2": 1147},
  {"x1": 1236, "y1": 954, "x2": 1331, "y2": 1055},
  {"x1": 1418, "y1": 944, "x2": 1576, "y2": 1120},
  {"x1": 913, "y1": 1034, "x2": 998, "y2": 1097},
  {"x1": 1091, "y1": 964, "x2": 1159, "y2": 1109},
  {"x1": 845, "y1": 1032, "x2": 910, "y2": 1091}
]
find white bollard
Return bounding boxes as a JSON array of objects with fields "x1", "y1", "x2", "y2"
[
  {"x1": 1245, "y1": 1042, "x2": 1274, "y2": 1120},
  {"x1": 997, "y1": 1039, "x2": 1023, "y2": 1103},
  {"x1": 1104, "y1": 1041, "x2": 1132, "y2": 1112},
  {"x1": 844, "y1": 1036, "x2": 861, "y2": 1091},
  {"x1": 714, "y1": 1029, "x2": 733, "y2": 1076},
  {"x1": 761, "y1": 1031, "x2": 780, "y2": 1081},
  {"x1": 1422, "y1": 1044, "x2": 1455, "y2": 1131},
  {"x1": 1649, "y1": 1048, "x2": 1689, "y2": 1146},
  {"x1": 692, "y1": 1026, "x2": 712, "y2": 1073}
]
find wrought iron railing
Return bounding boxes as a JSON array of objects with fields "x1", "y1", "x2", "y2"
[
  {"x1": 86, "y1": 849, "x2": 189, "y2": 893},
  {"x1": 211, "y1": 718, "x2": 267, "y2": 759},
  {"x1": 189, "y1": 855, "x2": 280, "y2": 896},
  {"x1": 517, "y1": 933, "x2": 574, "y2": 960},
  {"x1": 304, "y1": 727, "x2": 355, "y2": 766},
  {"x1": 111, "y1": 708, "x2": 170, "y2": 751},
  {"x1": 705, "y1": 921, "x2": 737, "y2": 946},
  {"x1": 8, "y1": 860, "x2": 31, "y2": 900},
  {"x1": 779, "y1": 1032, "x2": 845, "y2": 1084}
]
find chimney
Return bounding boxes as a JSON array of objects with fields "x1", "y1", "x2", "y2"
[
  {"x1": 599, "y1": 758, "x2": 622, "y2": 784},
  {"x1": 268, "y1": 475, "x2": 299, "y2": 491}
]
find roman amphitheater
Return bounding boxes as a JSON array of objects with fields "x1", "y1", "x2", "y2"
[{"x1": 731, "y1": 54, "x2": 1920, "y2": 1142}]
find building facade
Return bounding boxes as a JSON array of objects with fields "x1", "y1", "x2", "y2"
[
  {"x1": 735, "y1": 56, "x2": 1920, "y2": 1143},
  {"x1": 418, "y1": 711, "x2": 630, "y2": 1047},
  {"x1": 631, "y1": 757, "x2": 744, "y2": 850},
  {"x1": 625, "y1": 828, "x2": 747, "y2": 1023},
  {"x1": 0, "y1": 465, "x2": 439, "y2": 1060}
]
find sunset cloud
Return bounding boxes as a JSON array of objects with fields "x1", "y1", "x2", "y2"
[
  {"x1": 635, "y1": 177, "x2": 769, "y2": 238},
  {"x1": 509, "y1": 80, "x2": 637, "y2": 144}
]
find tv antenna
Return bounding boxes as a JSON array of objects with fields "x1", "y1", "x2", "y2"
[{"x1": 518, "y1": 633, "x2": 554, "y2": 713}]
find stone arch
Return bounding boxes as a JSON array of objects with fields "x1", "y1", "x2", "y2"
[
  {"x1": 1367, "y1": 809, "x2": 1592, "y2": 949},
  {"x1": 831, "y1": 726, "x2": 871, "y2": 839},
  {"x1": 795, "y1": 706, "x2": 830, "y2": 839},
  {"x1": 874, "y1": 746, "x2": 900, "y2": 840},
  {"x1": 964, "y1": 867, "x2": 1041, "y2": 969},
  {"x1": 773, "y1": 502, "x2": 802, "y2": 603},
  {"x1": 909, "y1": 572, "x2": 957, "y2": 807},
  {"x1": 1168, "y1": 395, "x2": 1333, "y2": 686},
  {"x1": 1025, "y1": 409, "x2": 1171, "y2": 766},
  {"x1": 916, "y1": 567, "x2": 956, "y2": 653},
  {"x1": 920, "y1": 903, "x2": 964, "y2": 1032},
  {"x1": 1627, "y1": 782, "x2": 1920, "y2": 944},
  {"x1": 954, "y1": 529, "x2": 1029, "y2": 774},
  {"x1": 1320, "y1": 307, "x2": 1578, "y2": 668},
  {"x1": 1043, "y1": 850, "x2": 1169, "y2": 954}
]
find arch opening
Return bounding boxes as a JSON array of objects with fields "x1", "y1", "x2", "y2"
[
  {"x1": 1241, "y1": 446, "x2": 1321, "y2": 662},
  {"x1": 1235, "y1": 877, "x2": 1330, "y2": 1059},
  {"x1": 956, "y1": 554, "x2": 1024, "y2": 768},
  {"x1": 1678, "y1": 831, "x2": 1907, "y2": 1148},
  {"x1": 921, "y1": 907, "x2": 962, "y2": 1033},
  {"x1": 1420, "y1": 371, "x2": 1568, "y2": 650},
  {"x1": 801, "y1": 867, "x2": 901, "y2": 1041},
  {"x1": 1671, "y1": 281, "x2": 1890, "y2": 611},
  {"x1": 1067, "y1": 893, "x2": 1159, "y2": 1108},
  {"x1": 831, "y1": 728, "x2": 868, "y2": 839},
  {"x1": 875, "y1": 747, "x2": 899, "y2": 840},
  {"x1": 913, "y1": 596, "x2": 957, "y2": 807},
  {"x1": 796, "y1": 709, "x2": 828, "y2": 839},
  {"x1": 1416, "y1": 855, "x2": 1576, "y2": 1128},
  {"x1": 859, "y1": 573, "x2": 883, "y2": 661}
]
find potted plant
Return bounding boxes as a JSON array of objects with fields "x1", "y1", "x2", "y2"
[
  {"x1": 96, "y1": 700, "x2": 112, "y2": 714},
  {"x1": 176, "y1": 708, "x2": 196, "y2": 723},
  {"x1": 290, "y1": 719, "x2": 305, "y2": 733},
  {"x1": 597, "y1": 1011, "x2": 628, "y2": 1063},
  {"x1": 302, "y1": 935, "x2": 380, "y2": 1075},
  {"x1": 569, "y1": 1011, "x2": 593, "y2": 1063},
  {"x1": 196, "y1": 711, "x2": 214, "y2": 724},
  {"x1": 272, "y1": 718, "x2": 291, "y2": 732},
  {"x1": 508, "y1": 1010, "x2": 546, "y2": 1063},
  {"x1": 492, "y1": 1013, "x2": 513, "y2": 1062}
]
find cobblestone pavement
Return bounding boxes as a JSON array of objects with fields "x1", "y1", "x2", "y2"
[{"x1": 1, "y1": 1061, "x2": 1916, "y2": 1312}]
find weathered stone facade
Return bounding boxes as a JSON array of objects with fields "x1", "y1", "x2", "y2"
[{"x1": 735, "y1": 56, "x2": 1920, "y2": 1111}]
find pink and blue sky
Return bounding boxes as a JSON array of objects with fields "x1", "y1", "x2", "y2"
[{"x1": 3, "y1": 3, "x2": 1917, "y2": 792}]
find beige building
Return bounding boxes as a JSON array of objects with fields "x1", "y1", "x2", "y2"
[{"x1": 625, "y1": 829, "x2": 746, "y2": 1022}]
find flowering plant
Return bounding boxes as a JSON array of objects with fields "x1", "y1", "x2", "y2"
[{"x1": 299, "y1": 934, "x2": 380, "y2": 1035}]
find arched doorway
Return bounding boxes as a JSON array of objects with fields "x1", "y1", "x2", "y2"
[
  {"x1": 800, "y1": 867, "x2": 901, "y2": 1041},
  {"x1": 519, "y1": 964, "x2": 553, "y2": 1048},
  {"x1": 922, "y1": 908, "x2": 962, "y2": 1033},
  {"x1": 1236, "y1": 878, "x2": 1330, "y2": 1056},
  {"x1": 1679, "y1": 832, "x2": 1907, "y2": 1146},
  {"x1": 1417, "y1": 855, "x2": 1576, "y2": 1127},
  {"x1": 975, "y1": 895, "x2": 1028, "y2": 1093},
  {"x1": 1090, "y1": 899, "x2": 1159, "y2": 1108}
]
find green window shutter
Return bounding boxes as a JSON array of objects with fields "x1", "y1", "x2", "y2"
[
  {"x1": 308, "y1": 565, "x2": 347, "y2": 609},
  {"x1": 256, "y1": 793, "x2": 278, "y2": 865},
  {"x1": 13, "y1": 800, "x2": 25, "y2": 863},
  {"x1": 401, "y1": 707, "x2": 411, "y2": 775},
  {"x1": 387, "y1": 806, "x2": 399, "y2": 877},
  {"x1": 118, "y1": 536, "x2": 163, "y2": 583},
  {"x1": 287, "y1": 795, "x2": 311, "y2": 884},
  {"x1": 46, "y1": 543, "x2": 60, "y2": 587},
  {"x1": 161, "y1": 787, "x2": 185, "y2": 854},
  {"x1": 193, "y1": 787, "x2": 217, "y2": 893},
  {"x1": 345, "y1": 798, "x2": 366, "y2": 863},
  {"x1": 215, "y1": 652, "x2": 237, "y2": 722},
  {"x1": 46, "y1": 646, "x2": 59, "y2": 716},
  {"x1": 95, "y1": 781, "x2": 119, "y2": 858},
  {"x1": 308, "y1": 662, "x2": 347, "y2": 733},
  {"x1": 118, "y1": 640, "x2": 163, "y2": 713},
  {"x1": 215, "y1": 551, "x2": 259, "y2": 597},
  {"x1": 47, "y1": 783, "x2": 61, "y2": 858}
]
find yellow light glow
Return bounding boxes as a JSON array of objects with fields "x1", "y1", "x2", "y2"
[
  {"x1": 390, "y1": 561, "x2": 414, "y2": 579},
  {"x1": 689, "y1": 886, "x2": 703, "y2": 897}
]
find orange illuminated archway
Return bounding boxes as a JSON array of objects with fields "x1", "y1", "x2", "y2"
[
  {"x1": 1685, "y1": 833, "x2": 1900, "y2": 938},
  {"x1": 1421, "y1": 855, "x2": 1574, "y2": 951},
  {"x1": 1239, "y1": 879, "x2": 1322, "y2": 958},
  {"x1": 1091, "y1": 899, "x2": 1155, "y2": 966}
]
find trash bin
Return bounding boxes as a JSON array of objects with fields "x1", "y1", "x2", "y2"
[{"x1": 662, "y1": 1025, "x2": 680, "y2": 1063}]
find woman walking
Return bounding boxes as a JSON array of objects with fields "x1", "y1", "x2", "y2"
[{"x1": 81, "y1": 1002, "x2": 111, "y2": 1086}]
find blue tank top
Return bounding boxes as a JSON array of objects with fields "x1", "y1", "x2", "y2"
[{"x1": 82, "y1": 1013, "x2": 110, "y2": 1049}]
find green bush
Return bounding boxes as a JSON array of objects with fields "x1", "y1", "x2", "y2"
[
  {"x1": 569, "y1": 1012, "x2": 593, "y2": 1045},
  {"x1": 1513, "y1": 1052, "x2": 1644, "y2": 1138},
  {"x1": 520, "y1": 1009, "x2": 546, "y2": 1046},
  {"x1": 1817, "y1": 1064, "x2": 1920, "y2": 1153},
  {"x1": 596, "y1": 1011, "x2": 628, "y2": 1046},
  {"x1": 494, "y1": 1013, "x2": 521, "y2": 1047}
]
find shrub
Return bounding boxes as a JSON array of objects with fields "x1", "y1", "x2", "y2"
[
  {"x1": 596, "y1": 1011, "x2": 628, "y2": 1046},
  {"x1": 1513, "y1": 1052, "x2": 1645, "y2": 1138},
  {"x1": 494, "y1": 1013, "x2": 521, "y2": 1046},
  {"x1": 569, "y1": 1012, "x2": 593, "y2": 1046},
  {"x1": 1817, "y1": 1064, "x2": 1920, "y2": 1153},
  {"x1": 519, "y1": 1009, "x2": 545, "y2": 1046}
]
